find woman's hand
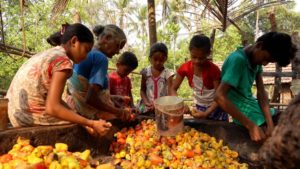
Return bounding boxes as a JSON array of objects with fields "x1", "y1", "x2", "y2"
[
  {"x1": 88, "y1": 119, "x2": 112, "y2": 137},
  {"x1": 118, "y1": 108, "x2": 136, "y2": 121}
]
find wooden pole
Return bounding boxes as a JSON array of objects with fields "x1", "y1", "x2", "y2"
[
  {"x1": 147, "y1": 0, "x2": 157, "y2": 46},
  {"x1": 209, "y1": 28, "x2": 216, "y2": 61},
  {"x1": 268, "y1": 9, "x2": 281, "y2": 103}
]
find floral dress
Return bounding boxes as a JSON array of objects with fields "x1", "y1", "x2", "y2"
[
  {"x1": 140, "y1": 66, "x2": 174, "y2": 112},
  {"x1": 6, "y1": 46, "x2": 73, "y2": 127}
]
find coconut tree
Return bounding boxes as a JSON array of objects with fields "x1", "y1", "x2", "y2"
[
  {"x1": 159, "y1": 0, "x2": 192, "y2": 31},
  {"x1": 127, "y1": 5, "x2": 148, "y2": 54},
  {"x1": 112, "y1": 0, "x2": 135, "y2": 30},
  {"x1": 147, "y1": 0, "x2": 157, "y2": 46}
]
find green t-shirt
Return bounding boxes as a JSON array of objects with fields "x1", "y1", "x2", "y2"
[{"x1": 221, "y1": 47, "x2": 275, "y2": 126}]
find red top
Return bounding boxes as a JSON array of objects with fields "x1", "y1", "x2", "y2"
[
  {"x1": 109, "y1": 71, "x2": 132, "y2": 96},
  {"x1": 177, "y1": 60, "x2": 221, "y2": 89}
]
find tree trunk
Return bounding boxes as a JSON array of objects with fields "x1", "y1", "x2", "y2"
[
  {"x1": 147, "y1": 0, "x2": 157, "y2": 46},
  {"x1": 269, "y1": 10, "x2": 281, "y2": 103},
  {"x1": 73, "y1": 10, "x2": 81, "y2": 23},
  {"x1": 209, "y1": 28, "x2": 216, "y2": 61}
]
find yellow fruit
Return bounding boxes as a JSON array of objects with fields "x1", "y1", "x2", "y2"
[
  {"x1": 49, "y1": 161, "x2": 62, "y2": 169},
  {"x1": 144, "y1": 160, "x2": 151, "y2": 168},
  {"x1": 230, "y1": 151, "x2": 239, "y2": 158},
  {"x1": 119, "y1": 150, "x2": 126, "y2": 158},
  {"x1": 228, "y1": 164, "x2": 238, "y2": 169},
  {"x1": 136, "y1": 156, "x2": 145, "y2": 167},
  {"x1": 125, "y1": 154, "x2": 131, "y2": 160},
  {"x1": 79, "y1": 150, "x2": 91, "y2": 161},
  {"x1": 205, "y1": 150, "x2": 216, "y2": 158},
  {"x1": 12, "y1": 144, "x2": 22, "y2": 151},
  {"x1": 27, "y1": 154, "x2": 43, "y2": 164},
  {"x1": 17, "y1": 137, "x2": 30, "y2": 146},
  {"x1": 239, "y1": 163, "x2": 248, "y2": 169},
  {"x1": 3, "y1": 163, "x2": 12, "y2": 169},
  {"x1": 21, "y1": 145, "x2": 34, "y2": 153},
  {"x1": 54, "y1": 143, "x2": 68, "y2": 152},
  {"x1": 68, "y1": 160, "x2": 80, "y2": 169},
  {"x1": 37, "y1": 146, "x2": 53, "y2": 156},
  {"x1": 96, "y1": 163, "x2": 114, "y2": 169}
]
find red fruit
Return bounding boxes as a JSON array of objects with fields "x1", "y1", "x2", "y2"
[
  {"x1": 78, "y1": 159, "x2": 88, "y2": 167},
  {"x1": 184, "y1": 150, "x2": 194, "y2": 158},
  {"x1": 116, "y1": 132, "x2": 125, "y2": 139},
  {"x1": 160, "y1": 137, "x2": 167, "y2": 144},
  {"x1": 34, "y1": 163, "x2": 47, "y2": 169},
  {"x1": 167, "y1": 138, "x2": 176, "y2": 145},
  {"x1": 117, "y1": 138, "x2": 126, "y2": 145},
  {"x1": 149, "y1": 154, "x2": 163, "y2": 165},
  {"x1": 0, "y1": 154, "x2": 13, "y2": 163},
  {"x1": 130, "y1": 113, "x2": 136, "y2": 121}
]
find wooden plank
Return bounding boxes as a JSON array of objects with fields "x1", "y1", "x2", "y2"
[
  {"x1": 262, "y1": 72, "x2": 295, "y2": 77},
  {"x1": 269, "y1": 103, "x2": 288, "y2": 106},
  {"x1": 0, "y1": 89, "x2": 7, "y2": 96}
]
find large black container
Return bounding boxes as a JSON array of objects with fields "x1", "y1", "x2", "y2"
[{"x1": 0, "y1": 118, "x2": 262, "y2": 168}]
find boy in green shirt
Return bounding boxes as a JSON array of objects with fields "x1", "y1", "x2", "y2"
[{"x1": 215, "y1": 32, "x2": 297, "y2": 142}]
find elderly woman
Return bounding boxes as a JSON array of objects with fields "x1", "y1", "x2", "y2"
[{"x1": 64, "y1": 24, "x2": 133, "y2": 122}]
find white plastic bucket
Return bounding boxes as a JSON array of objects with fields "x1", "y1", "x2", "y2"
[
  {"x1": 154, "y1": 96, "x2": 184, "y2": 136},
  {"x1": 290, "y1": 79, "x2": 300, "y2": 97}
]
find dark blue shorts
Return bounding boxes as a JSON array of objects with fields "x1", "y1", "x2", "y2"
[{"x1": 195, "y1": 104, "x2": 229, "y2": 121}]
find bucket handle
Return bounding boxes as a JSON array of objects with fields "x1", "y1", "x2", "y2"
[{"x1": 155, "y1": 105, "x2": 185, "y2": 116}]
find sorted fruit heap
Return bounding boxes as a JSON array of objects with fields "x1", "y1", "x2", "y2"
[
  {"x1": 111, "y1": 119, "x2": 248, "y2": 169},
  {"x1": 0, "y1": 137, "x2": 112, "y2": 169}
]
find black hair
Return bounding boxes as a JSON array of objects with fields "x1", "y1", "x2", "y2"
[
  {"x1": 93, "y1": 25, "x2": 105, "y2": 38},
  {"x1": 256, "y1": 32, "x2": 297, "y2": 67},
  {"x1": 118, "y1": 51, "x2": 138, "y2": 69},
  {"x1": 189, "y1": 34, "x2": 211, "y2": 53},
  {"x1": 149, "y1": 42, "x2": 168, "y2": 58},
  {"x1": 47, "y1": 31, "x2": 61, "y2": 46},
  {"x1": 47, "y1": 23, "x2": 94, "y2": 46}
]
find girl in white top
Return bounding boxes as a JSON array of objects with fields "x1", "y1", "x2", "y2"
[{"x1": 140, "y1": 42, "x2": 174, "y2": 113}]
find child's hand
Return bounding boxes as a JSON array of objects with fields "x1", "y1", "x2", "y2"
[
  {"x1": 145, "y1": 101, "x2": 154, "y2": 110},
  {"x1": 87, "y1": 120, "x2": 112, "y2": 137},
  {"x1": 265, "y1": 123, "x2": 275, "y2": 137},
  {"x1": 191, "y1": 108, "x2": 209, "y2": 119},
  {"x1": 122, "y1": 96, "x2": 131, "y2": 105},
  {"x1": 183, "y1": 105, "x2": 191, "y2": 114},
  {"x1": 249, "y1": 124, "x2": 266, "y2": 143}
]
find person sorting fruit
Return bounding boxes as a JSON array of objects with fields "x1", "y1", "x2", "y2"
[
  {"x1": 109, "y1": 51, "x2": 138, "y2": 108},
  {"x1": 170, "y1": 34, "x2": 228, "y2": 121},
  {"x1": 215, "y1": 32, "x2": 297, "y2": 142},
  {"x1": 63, "y1": 24, "x2": 135, "y2": 122},
  {"x1": 6, "y1": 23, "x2": 112, "y2": 136}
]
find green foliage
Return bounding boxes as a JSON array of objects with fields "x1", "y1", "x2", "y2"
[
  {"x1": 0, "y1": 54, "x2": 26, "y2": 89},
  {"x1": 0, "y1": 0, "x2": 68, "y2": 89},
  {"x1": 238, "y1": 4, "x2": 300, "y2": 39},
  {"x1": 213, "y1": 26, "x2": 242, "y2": 61}
]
